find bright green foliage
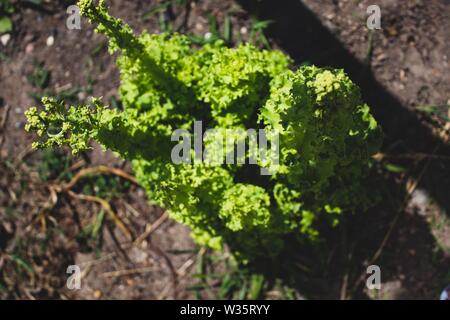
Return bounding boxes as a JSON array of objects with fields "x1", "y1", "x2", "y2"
[{"x1": 25, "y1": 0, "x2": 382, "y2": 259}]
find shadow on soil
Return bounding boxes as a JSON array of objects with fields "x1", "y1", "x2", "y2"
[{"x1": 237, "y1": 0, "x2": 450, "y2": 299}]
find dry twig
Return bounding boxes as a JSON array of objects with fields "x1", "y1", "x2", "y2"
[
  {"x1": 348, "y1": 122, "x2": 450, "y2": 298},
  {"x1": 101, "y1": 266, "x2": 154, "y2": 278},
  {"x1": 134, "y1": 211, "x2": 169, "y2": 246},
  {"x1": 67, "y1": 190, "x2": 133, "y2": 241}
]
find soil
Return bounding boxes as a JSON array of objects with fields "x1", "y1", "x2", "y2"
[{"x1": 0, "y1": 0, "x2": 449, "y2": 300}]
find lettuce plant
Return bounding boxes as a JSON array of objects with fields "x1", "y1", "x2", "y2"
[{"x1": 25, "y1": 0, "x2": 381, "y2": 258}]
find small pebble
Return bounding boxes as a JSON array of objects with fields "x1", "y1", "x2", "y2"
[
  {"x1": 93, "y1": 290, "x2": 102, "y2": 299},
  {"x1": 25, "y1": 43, "x2": 34, "y2": 54},
  {"x1": 399, "y1": 69, "x2": 407, "y2": 81},
  {"x1": 204, "y1": 32, "x2": 212, "y2": 40},
  {"x1": 440, "y1": 285, "x2": 450, "y2": 300},
  {"x1": 0, "y1": 34, "x2": 11, "y2": 46},
  {"x1": 195, "y1": 22, "x2": 203, "y2": 31},
  {"x1": 46, "y1": 35, "x2": 55, "y2": 47},
  {"x1": 24, "y1": 34, "x2": 34, "y2": 43},
  {"x1": 77, "y1": 91, "x2": 86, "y2": 101},
  {"x1": 408, "y1": 189, "x2": 429, "y2": 216}
]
